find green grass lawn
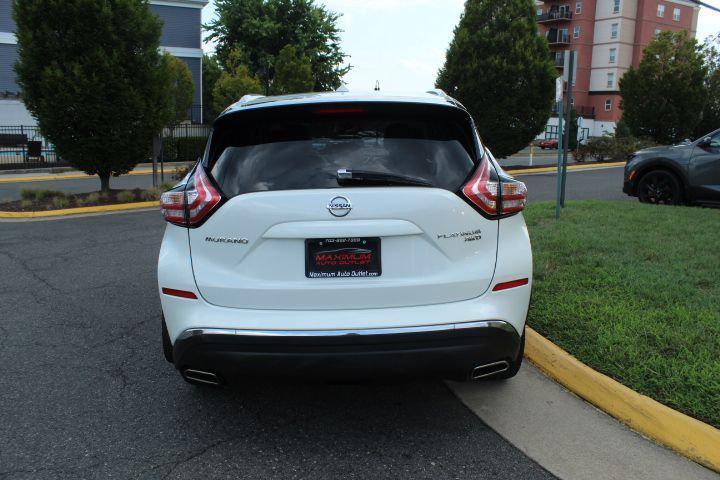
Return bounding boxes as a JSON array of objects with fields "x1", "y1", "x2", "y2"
[{"x1": 524, "y1": 200, "x2": 720, "y2": 428}]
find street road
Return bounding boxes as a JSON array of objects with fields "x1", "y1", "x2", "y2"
[
  {"x1": 0, "y1": 212, "x2": 556, "y2": 480},
  {"x1": 0, "y1": 165, "x2": 629, "y2": 203}
]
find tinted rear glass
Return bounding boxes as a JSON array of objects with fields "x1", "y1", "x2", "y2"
[{"x1": 207, "y1": 103, "x2": 478, "y2": 198}]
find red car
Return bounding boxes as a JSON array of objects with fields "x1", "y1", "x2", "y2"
[{"x1": 538, "y1": 139, "x2": 558, "y2": 149}]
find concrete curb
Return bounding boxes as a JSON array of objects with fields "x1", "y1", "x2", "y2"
[
  {"x1": 0, "y1": 201, "x2": 159, "y2": 219},
  {"x1": 525, "y1": 327, "x2": 720, "y2": 473}
]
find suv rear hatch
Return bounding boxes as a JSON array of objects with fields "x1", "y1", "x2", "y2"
[{"x1": 188, "y1": 102, "x2": 499, "y2": 310}]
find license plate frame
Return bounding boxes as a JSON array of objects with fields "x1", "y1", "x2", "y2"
[{"x1": 305, "y1": 237, "x2": 381, "y2": 279}]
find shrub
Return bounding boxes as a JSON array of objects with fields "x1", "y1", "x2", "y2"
[
  {"x1": 21, "y1": 189, "x2": 64, "y2": 201},
  {"x1": 172, "y1": 164, "x2": 191, "y2": 181},
  {"x1": 20, "y1": 199, "x2": 34, "y2": 210},
  {"x1": 162, "y1": 136, "x2": 206, "y2": 163},
  {"x1": 86, "y1": 192, "x2": 101, "y2": 204},
  {"x1": 20, "y1": 189, "x2": 37, "y2": 201},
  {"x1": 141, "y1": 187, "x2": 162, "y2": 201},
  {"x1": 52, "y1": 196, "x2": 70, "y2": 209},
  {"x1": 575, "y1": 135, "x2": 656, "y2": 163},
  {"x1": 160, "y1": 182, "x2": 174, "y2": 191},
  {"x1": 117, "y1": 190, "x2": 136, "y2": 203}
]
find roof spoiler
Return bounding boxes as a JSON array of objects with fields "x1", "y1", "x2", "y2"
[
  {"x1": 238, "y1": 94, "x2": 265, "y2": 104},
  {"x1": 426, "y1": 89, "x2": 465, "y2": 110}
]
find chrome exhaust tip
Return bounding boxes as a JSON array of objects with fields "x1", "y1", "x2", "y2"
[
  {"x1": 471, "y1": 360, "x2": 510, "y2": 380},
  {"x1": 183, "y1": 368, "x2": 221, "y2": 386}
]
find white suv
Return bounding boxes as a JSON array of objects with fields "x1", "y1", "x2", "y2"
[{"x1": 158, "y1": 91, "x2": 532, "y2": 386}]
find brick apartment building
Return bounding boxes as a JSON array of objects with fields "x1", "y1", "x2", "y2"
[
  {"x1": 0, "y1": 0, "x2": 207, "y2": 126},
  {"x1": 536, "y1": 0, "x2": 700, "y2": 138}
]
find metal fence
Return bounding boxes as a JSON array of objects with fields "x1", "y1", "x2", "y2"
[
  {"x1": 161, "y1": 124, "x2": 211, "y2": 164},
  {"x1": 0, "y1": 126, "x2": 63, "y2": 170},
  {"x1": 0, "y1": 124, "x2": 212, "y2": 170}
]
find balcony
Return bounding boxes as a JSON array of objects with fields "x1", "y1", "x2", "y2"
[
  {"x1": 546, "y1": 31, "x2": 570, "y2": 46},
  {"x1": 537, "y1": 10, "x2": 573, "y2": 23}
]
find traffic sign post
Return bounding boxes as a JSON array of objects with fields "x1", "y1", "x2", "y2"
[
  {"x1": 560, "y1": 50, "x2": 575, "y2": 208},
  {"x1": 555, "y1": 76, "x2": 564, "y2": 219}
]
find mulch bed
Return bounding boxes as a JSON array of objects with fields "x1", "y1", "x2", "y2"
[{"x1": 0, "y1": 188, "x2": 157, "y2": 212}]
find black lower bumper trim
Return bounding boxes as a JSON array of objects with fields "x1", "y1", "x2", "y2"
[{"x1": 172, "y1": 322, "x2": 522, "y2": 382}]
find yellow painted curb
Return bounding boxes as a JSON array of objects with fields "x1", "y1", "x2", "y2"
[
  {"x1": 0, "y1": 169, "x2": 155, "y2": 184},
  {"x1": 525, "y1": 327, "x2": 720, "y2": 473},
  {"x1": 0, "y1": 201, "x2": 159, "y2": 219},
  {"x1": 509, "y1": 161, "x2": 626, "y2": 175}
]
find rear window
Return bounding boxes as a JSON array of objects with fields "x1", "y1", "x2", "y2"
[{"x1": 207, "y1": 103, "x2": 478, "y2": 198}]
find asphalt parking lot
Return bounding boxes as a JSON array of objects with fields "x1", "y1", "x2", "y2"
[{"x1": 0, "y1": 211, "x2": 556, "y2": 480}]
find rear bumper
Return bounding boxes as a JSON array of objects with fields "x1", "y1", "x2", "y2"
[{"x1": 173, "y1": 321, "x2": 522, "y2": 382}]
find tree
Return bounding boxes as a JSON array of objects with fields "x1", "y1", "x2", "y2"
[
  {"x1": 212, "y1": 48, "x2": 263, "y2": 112},
  {"x1": 14, "y1": 0, "x2": 172, "y2": 192},
  {"x1": 436, "y1": 0, "x2": 556, "y2": 158},
  {"x1": 161, "y1": 52, "x2": 195, "y2": 124},
  {"x1": 694, "y1": 34, "x2": 720, "y2": 138},
  {"x1": 206, "y1": 0, "x2": 349, "y2": 93},
  {"x1": 619, "y1": 31, "x2": 707, "y2": 144},
  {"x1": 271, "y1": 44, "x2": 314, "y2": 95},
  {"x1": 202, "y1": 54, "x2": 222, "y2": 122}
]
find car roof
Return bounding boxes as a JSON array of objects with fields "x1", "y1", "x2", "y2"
[{"x1": 218, "y1": 90, "x2": 467, "y2": 118}]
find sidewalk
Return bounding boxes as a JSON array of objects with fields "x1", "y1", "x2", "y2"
[{"x1": 449, "y1": 363, "x2": 719, "y2": 480}]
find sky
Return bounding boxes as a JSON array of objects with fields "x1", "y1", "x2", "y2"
[{"x1": 201, "y1": 0, "x2": 720, "y2": 92}]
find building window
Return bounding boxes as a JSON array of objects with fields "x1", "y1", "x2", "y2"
[
  {"x1": 574, "y1": 26, "x2": 581, "y2": 38},
  {"x1": 537, "y1": 8, "x2": 543, "y2": 16},
  {"x1": 576, "y1": 2, "x2": 582, "y2": 14},
  {"x1": 605, "y1": 99, "x2": 612, "y2": 111},
  {"x1": 673, "y1": 8, "x2": 680, "y2": 21},
  {"x1": 609, "y1": 48, "x2": 617, "y2": 63},
  {"x1": 607, "y1": 72, "x2": 615, "y2": 88},
  {"x1": 657, "y1": 4, "x2": 665, "y2": 17},
  {"x1": 613, "y1": 0, "x2": 620, "y2": 14},
  {"x1": 655, "y1": 28, "x2": 662, "y2": 36},
  {"x1": 611, "y1": 23, "x2": 619, "y2": 39},
  {"x1": 560, "y1": 28, "x2": 569, "y2": 42}
]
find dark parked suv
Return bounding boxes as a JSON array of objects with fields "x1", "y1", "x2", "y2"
[{"x1": 623, "y1": 128, "x2": 720, "y2": 206}]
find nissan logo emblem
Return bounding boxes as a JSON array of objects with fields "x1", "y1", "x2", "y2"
[{"x1": 327, "y1": 196, "x2": 352, "y2": 217}]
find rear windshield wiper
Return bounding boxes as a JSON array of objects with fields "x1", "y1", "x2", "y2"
[{"x1": 336, "y1": 169, "x2": 432, "y2": 187}]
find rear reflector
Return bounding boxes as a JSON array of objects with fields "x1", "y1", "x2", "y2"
[
  {"x1": 162, "y1": 288, "x2": 198, "y2": 299},
  {"x1": 492, "y1": 278, "x2": 529, "y2": 291}
]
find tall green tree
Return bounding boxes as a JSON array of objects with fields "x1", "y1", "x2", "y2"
[
  {"x1": 202, "y1": 54, "x2": 222, "y2": 122},
  {"x1": 620, "y1": 31, "x2": 707, "y2": 144},
  {"x1": 161, "y1": 52, "x2": 195, "y2": 124},
  {"x1": 436, "y1": 0, "x2": 556, "y2": 158},
  {"x1": 14, "y1": 0, "x2": 172, "y2": 192},
  {"x1": 694, "y1": 34, "x2": 720, "y2": 138},
  {"x1": 206, "y1": 0, "x2": 349, "y2": 93},
  {"x1": 212, "y1": 48, "x2": 263, "y2": 112},
  {"x1": 271, "y1": 44, "x2": 314, "y2": 95}
]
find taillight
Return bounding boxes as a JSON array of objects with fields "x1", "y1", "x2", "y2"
[
  {"x1": 160, "y1": 165, "x2": 222, "y2": 227},
  {"x1": 462, "y1": 156, "x2": 527, "y2": 216}
]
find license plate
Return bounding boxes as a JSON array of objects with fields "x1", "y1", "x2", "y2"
[{"x1": 305, "y1": 237, "x2": 381, "y2": 279}]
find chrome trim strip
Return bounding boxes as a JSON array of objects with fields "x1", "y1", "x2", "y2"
[{"x1": 177, "y1": 320, "x2": 517, "y2": 341}]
